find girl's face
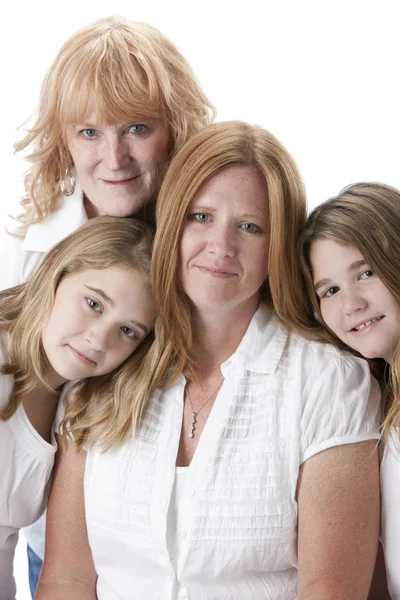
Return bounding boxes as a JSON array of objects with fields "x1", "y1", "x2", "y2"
[
  {"x1": 42, "y1": 266, "x2": 157, "y2": 386},
  {"x1": 310, "y1": 238, "x2": 400, "y2": 363}
]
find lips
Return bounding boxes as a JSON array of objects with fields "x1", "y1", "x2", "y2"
[
  {"x1": 195, "y1": 265, "x2": 237, "y2": 278},
  {"x1": 68, "y1": 345, "x2": 96, "y2": 365},
  {"x1": 350, "y1": 316, "x2": 384, "y2": 332},
  {"x1": 102, "y1": 175, "x2": 140, "y2": 185}
]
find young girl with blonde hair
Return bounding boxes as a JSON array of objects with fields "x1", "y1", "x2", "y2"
[
  {"x1": 0, "y1": 216, "x2": 156, "y2": 599},
  {"x1": 299, "y1": 182, "x2": 400, "y2": 598}
]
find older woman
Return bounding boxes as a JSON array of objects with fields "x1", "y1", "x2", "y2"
[
  {"x1": 36, "y1": 122, "x2": 380, "y2": 600},
  {"x1": 0, "y1": 15, "x2": 213, "y2": 595}
]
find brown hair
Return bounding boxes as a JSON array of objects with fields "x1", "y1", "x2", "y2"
[{"x1": 299, "y1": 182, "x2": 400, "y2": 438}]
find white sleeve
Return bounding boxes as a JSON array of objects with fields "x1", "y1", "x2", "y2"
[
  {"x1": 380, "y1": 440, "x2": 400, "y2": 599},
  {"x1": 300, "y1": 355, "x2": 381, "y2": 464},
  {"x1": 0, "y1": 408, "x2": 57, "y2": 597},
  {"x1": 0, "y1": 230, "x2": 46, "y2": 291},
  {"x1": 0, "y1": 232, "x2": 24, "y2": 291}
]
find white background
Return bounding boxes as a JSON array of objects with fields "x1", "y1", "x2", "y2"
[{"x1": 1, "y1": 1, "x2": 400, "y2": 597}]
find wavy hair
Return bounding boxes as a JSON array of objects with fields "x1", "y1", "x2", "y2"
[
  {"x1": 13, "y1": 15, "x2": 214, "y2": 233},
  {"x1": 56, "y1": 121, "x2": 306, "y2": 449},
  {"x1": 298, "y1": 182, "x2": 400, "y2": 439},
  {"x1": 0, "y1": 216, "x2": 154, "y2": 446}
]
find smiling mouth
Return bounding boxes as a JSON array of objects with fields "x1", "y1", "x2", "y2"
[
  {"x1": 196, "y1": 266, "x2": 237, "y2": 278},
  {"x1": 351, "y1": 316, "x2": 384, "y2": 332},
  {"x1": 102, "y1": 175, "x2": 140, "y2": 185},
  {"x1": 68, "y1": 345, "x2": 96, "y2": 365}
]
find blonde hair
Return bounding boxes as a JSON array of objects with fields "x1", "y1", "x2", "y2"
[
  {"x1": 63, "y1": 120, "x2": 305, "y2": 450},
  {"x1": 14, "y1": 15, "x2": 214, "y2": 233},
  {"x1": 0, "y1": 216, "x2": 154, "y2": 436},
  {"x1": 299, "y1": 182, "x2": 400, "y2": 437}
]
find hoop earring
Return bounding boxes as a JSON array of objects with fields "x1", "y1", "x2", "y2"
[{"x1": 60, "y1": 168, "x2": 76, "y2": 197}]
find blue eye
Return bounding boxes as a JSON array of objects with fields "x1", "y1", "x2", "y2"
[
  {"x1": 193, "y1": 213, "x2": 209, "y2": 222},
  {"x1": 80, "y1": 128, "x2": 97, "y2": 138},
  {"x1": 128, "y1": 124, "x2": 147, "y2": 134},
  {"x1": 120, "y1": 325, "x2": 137, "y2": 339}
]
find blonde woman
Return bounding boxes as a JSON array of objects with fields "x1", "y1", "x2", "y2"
[
  {"x1": 299, "y1": 182, "x2": 400, "y2": 599},
  {"x1": 0, "y1": 14, "x2": 213, "y2": 592},
  {"x1": 37, "y1": 122, "x2": 380, "y2": 600},
  {"x1": 0, "y1": 216, "x2": 156, "y2": 600}
]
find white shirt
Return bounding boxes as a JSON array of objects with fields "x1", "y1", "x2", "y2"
[
  {"x1": 0, "y1": 175, "x2": 86, "y2": 560},
  {"x1": 0, "y1": 334, "x2": 57, "y2": 600},
  {"x1": 0, "y1": 172, "x2": 86, "y2": 291},
  {"x1": 85, "y1": 306, "x2": 380, "y2": 600},
  {"x1": 380, "y1": 439, "x2": 400, "y2": 598}
]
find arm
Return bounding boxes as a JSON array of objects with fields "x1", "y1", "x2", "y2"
[
  {"x1": 297, "y1": 440, "x2": 380, "y2": 600},
  {"x1": 35, "y1": 437, "x2": 97, "y2": 600}
]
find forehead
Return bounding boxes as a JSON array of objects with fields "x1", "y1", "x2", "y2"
[
  {"x1": 310, "y1": 239, "x2": 364, "y2": 275},
  {"x1": 193, "y1": 165, "x2": 268, "y2": 215}
]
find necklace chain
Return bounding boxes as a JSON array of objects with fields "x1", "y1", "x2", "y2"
[{"x1": 185, "y1": 378, "x2": 224, "y2": 439}]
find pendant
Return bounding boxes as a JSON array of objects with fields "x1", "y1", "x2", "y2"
[{"x1": 188, "y1": 412, "x2": 196, "y2": 438}]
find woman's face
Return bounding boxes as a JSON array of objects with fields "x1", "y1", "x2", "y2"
[
  {"x1": 66, "y1": 108, "x2": 170, "y2": 218},
  {"x1": 179, "y1": 165, "x2": 270, "y2": 318},
  {"x1": 42, "y1": 266, "x2": 157, "y2": 386},
  {"x1": 310, "y1": 238, "x2": 400, "y2": 363}
]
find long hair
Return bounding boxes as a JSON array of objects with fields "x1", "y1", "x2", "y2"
[
  {"x1": 97, "y1": 120, "x2": 305, "y2": 444},
  {"x1": 0, "y1": 216, "x2": 154, "y2": 441},
  {"x1": 298, "y1": 182, "x2": 400, "y2": 438},
  {"x1": 13, "y1": 15, "x2": 214, "y2": 234},
  {"x1": 50, "y1": 121, "x2": 306, "y2": 449}
]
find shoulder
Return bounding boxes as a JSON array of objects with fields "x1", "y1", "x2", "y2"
[{"x1": 283, "y1": 324, "x2": 369, "y2": 380}]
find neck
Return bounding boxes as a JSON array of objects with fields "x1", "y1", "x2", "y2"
[
  {"x1": 190, "y1": 299, "x2": 259, "y2": 377},
  {"x1": 45, "y1": 367, "x2": 67, "y2": 391}
]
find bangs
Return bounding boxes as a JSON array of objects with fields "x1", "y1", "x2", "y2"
[{"x1": 58, "y1": 37, "x2": 166, "y2": 127}]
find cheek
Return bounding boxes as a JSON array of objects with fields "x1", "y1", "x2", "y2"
[{"x1": 319, "y1": 303, "x2": 338, "y2": 331}]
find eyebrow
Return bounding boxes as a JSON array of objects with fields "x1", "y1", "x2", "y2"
[
  {"x1": 314, "y1": 259, "x2": 368, "y2": 292},
  {"x1": 85, "y1": 285, "x2": 149, "y2": 335},
  {"x1": 85, "y1": 285, "x2": 115, "y2": 307}
]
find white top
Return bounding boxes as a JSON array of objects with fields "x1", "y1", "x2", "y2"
[
  {"x1": 0, "y1": 334, "x2": 57, "y2": 600},
  {"x1": 84, "y1": 306, "x2": 380, "y2": 600},
  {"x1": 380, "y1": 438, "x2": 400, "y2": 599},
  {"x1": 166, "y1": 468, "x2": 189, "y2": 600},
  {"x1": 0, "y1": 174, "x2": 86, "y2": 560},
  {"x1": 0, "y1": 171, "x2": 86, "y2": 291}
]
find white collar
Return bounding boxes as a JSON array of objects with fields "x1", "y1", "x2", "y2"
[
  {"x1": 23, "y1": 173, "x2": 86, "y2": 252},
  {"x1": 221, "y1": 306, "x2": 288, "y2": 375}
]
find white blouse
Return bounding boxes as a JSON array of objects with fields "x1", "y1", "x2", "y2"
[
  {"x1": 380, "y1": 439, "x2": 400, "y2": 599},
  {"x1": 0, "y1": 334, "x2": 57, "y2": 599},
  {"x1": 85, "y1": 307, "x2": 380, "y2": 600},
  {"x1": 0, "y1": 172, "x2": 86, "y2": 561}
]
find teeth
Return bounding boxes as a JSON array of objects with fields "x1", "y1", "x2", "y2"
[{"x1": 354, "y1": 317, "x2": 382, "y2": 331}]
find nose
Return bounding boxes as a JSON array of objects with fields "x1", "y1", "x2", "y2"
[
  {"x1": 342, "y1": 288, "x2": 368, "y2": 316},
  {"x1": 85, "y1": 322, "x2": 113, "y2": 351},
  {"x1": 102, "y1": 133, "x2": 132, "y2": 171},
  {"x1": 208, "y1": 224, "x2": 236, "y2": 258}
]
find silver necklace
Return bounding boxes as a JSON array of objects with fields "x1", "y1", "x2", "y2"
[{"x1": 185, "y1": 378, "x2": 224, "y2": 439}]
